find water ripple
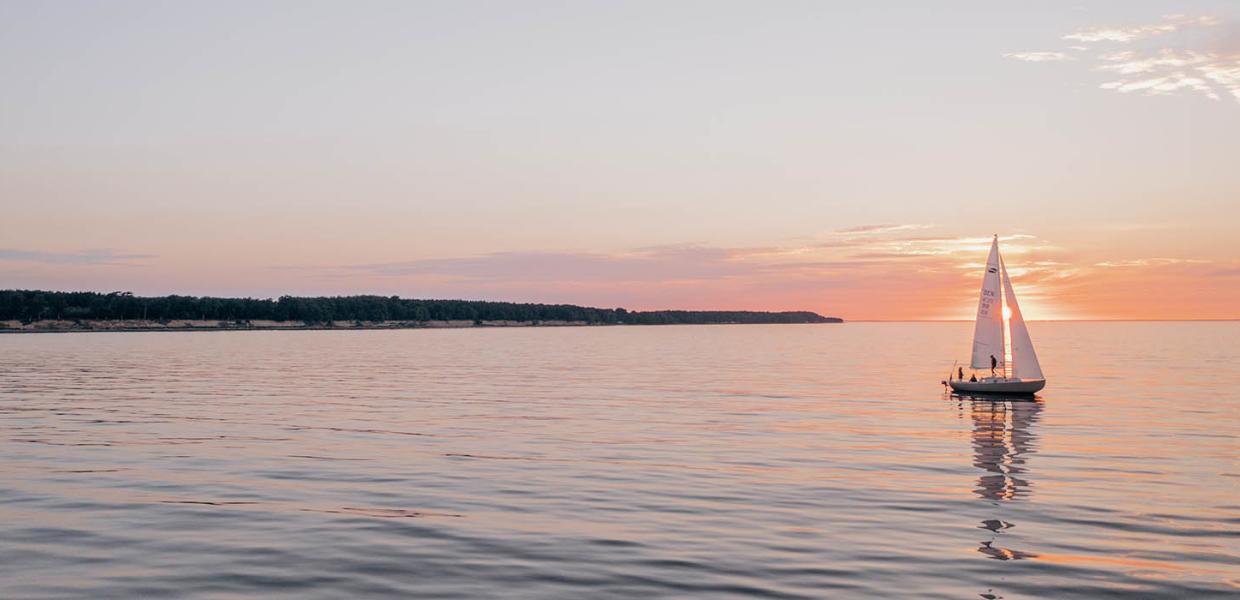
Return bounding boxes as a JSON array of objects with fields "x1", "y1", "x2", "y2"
[{"x1": 2, "y1": 323, "x2": 1237, "y2": 598}]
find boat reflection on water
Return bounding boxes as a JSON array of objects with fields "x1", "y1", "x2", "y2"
[
  {"x1": 970, "y1": 398, "x2": 1041, "y2": 503},
  {"x1": 954, "y1": 395, "x2": 1044, "y2": 566}
]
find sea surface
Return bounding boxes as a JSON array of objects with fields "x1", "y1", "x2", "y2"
[{"x1": 1, "y1": 322, "x2": 1237, "y2": 599}]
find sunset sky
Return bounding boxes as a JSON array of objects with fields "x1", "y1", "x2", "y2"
[{"x1": 2, "y1": 1, "x2": 1238, "y2": 320}]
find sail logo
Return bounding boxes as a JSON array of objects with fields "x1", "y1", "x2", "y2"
[{"x1": 987, "y1": 267, "x2": 997, "y2": 273}]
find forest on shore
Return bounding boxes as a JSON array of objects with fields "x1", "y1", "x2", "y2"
[{"x1": 0, "y1": 290, "x2": 841, "y2": 326}]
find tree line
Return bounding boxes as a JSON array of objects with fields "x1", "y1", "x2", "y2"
[{"x1": 0, "y1": 290, "x2": 840, "y2": 325}]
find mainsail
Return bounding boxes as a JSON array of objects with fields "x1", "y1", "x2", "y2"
[
  {"x1": 970, "y1": 236, "x2": 1005, "y2": 370},
  {"x1": 1001, "y1": 258, "x2": 1044, "y2": 381}
]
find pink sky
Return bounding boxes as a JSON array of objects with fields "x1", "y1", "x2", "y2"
[{"x1": 2, "y1": 3, "x2": 1239, "y2": 320}]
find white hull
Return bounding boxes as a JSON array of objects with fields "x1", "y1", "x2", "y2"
[{"x1": 949, "y1": 378, "x2": 1045, "y2": 396}]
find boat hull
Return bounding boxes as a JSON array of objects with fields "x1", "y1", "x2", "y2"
[{"x1": 949, "y1": 378, "x2": 1045, "y2": 396}]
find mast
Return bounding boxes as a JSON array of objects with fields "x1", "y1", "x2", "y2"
[{"x1": 998, "y1": 240, "x2": 1008, "y2": 380}]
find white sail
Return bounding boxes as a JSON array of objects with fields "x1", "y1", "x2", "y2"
[
  {"x1": 970, "y1": 236, "x2": 1005, "y2": 370},
  {"x1": 1001, "y1": 258, "x2": 1044, "y2": 381}
]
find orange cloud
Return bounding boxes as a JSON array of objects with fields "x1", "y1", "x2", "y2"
[
  {"x1": 260, "y1": 228, "x2": 1238, "y2": 321},
  {"x1": 11, "y1": 228, "x2": 1237, "y2": 321}
]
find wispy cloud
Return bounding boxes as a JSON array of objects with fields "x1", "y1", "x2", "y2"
[
  {"x1": 1064, "y1": 23, "x2": 1174, "y2": 44},
  {"x1": 1008, "y1": 14, "x2": 1240, "y2": 104},
  {"x1": 1003, "y1": 51, "x2": 1074, "y2": 63},
  {"x1": 1063, "y1": 14, "x2": 1218, "y2": 43},
  {"x1": 841, "y1": 234, "x2": 1041, "y2": 260},
  {"x1": 1199, "y1": 60, "x2": 1240, "y2": 101},
  {"x1": 1097, "y1": 48, "x2": 1240, "y2": 101},
  {"x1": 0, "y1": 248, "x2": 154, "y2": 265},
  {"x1": 834, "y1": 223, "x2": 932, "y2": 235},
  {"x1": 1094, "y1": 258, "x2": 1210, "y2": 268}
]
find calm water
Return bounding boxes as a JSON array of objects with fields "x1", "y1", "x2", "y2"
[{"x1": 1, "y1": 322, "x2": 1237, "y2": 599}]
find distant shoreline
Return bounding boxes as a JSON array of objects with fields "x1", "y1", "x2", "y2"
[
  {"x1": 1, "y1": 291, "x2": 841, "y2": 330},
  {"x1": 0, "y1": 318, "x2": 843, "y2": 334}
]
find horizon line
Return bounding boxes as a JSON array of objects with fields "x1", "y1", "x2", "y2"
[{"x1": 850, "y1": 319, "x2": 1240, "y2": 323}]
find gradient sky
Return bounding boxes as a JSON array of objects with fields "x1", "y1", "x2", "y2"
[{"x1": 2, "y1": 1, "x2": 1238, "y2": 320}]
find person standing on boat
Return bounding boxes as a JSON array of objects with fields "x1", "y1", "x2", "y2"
[
  {"x1": 958, "y1": 367, "x2": 965, "y2": 381},
  {"x1": 990, "y1": 354, "x2": 997, "y2": 376}
]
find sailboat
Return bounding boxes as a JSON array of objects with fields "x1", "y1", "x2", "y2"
[{"x1": 947, "y1": 235, "x2": 1046, "y2": 395}]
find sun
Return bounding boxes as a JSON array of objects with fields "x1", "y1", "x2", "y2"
[{"x1": 1003, "y1": 306, "x2": 1012, "y2": 320}]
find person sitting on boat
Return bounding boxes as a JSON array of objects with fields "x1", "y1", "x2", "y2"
[
  {"x1": 969, "y1": 373, "x2": 977, "y2": 382},
  {"x1": 990, "y1": 354, "x2": 997, "y2": 376}
]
